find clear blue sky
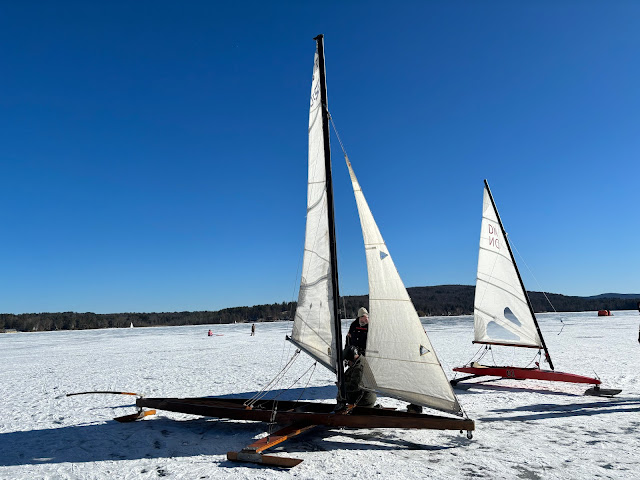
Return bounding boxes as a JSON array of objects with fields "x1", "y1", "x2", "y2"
[{"x1": 1, "y1": 1, "x2": 639, "y2": 314}]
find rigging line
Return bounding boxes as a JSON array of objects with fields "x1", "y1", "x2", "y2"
[
  {"x1": 457, "y1": 396, "x2": 471, "y2": 420},
  {"x1": 524, "y1": 350, "x2": 542, "y2": 368},
  {"x1": 278, "y1": 324, "x2": 295, "y2": 379},
  {"x1": 509, "y1": 236, "x2": 565, "y2": 334},
  {"x1": 478, "y1": 345, "x2": 489, "y2": 362},
  {"x1": 266, "y1": 360, "x2": 319, "y2": 407},
  {"x1": 245, "y1": 350, "x2": 301, "y2": 407},
  {"x1": 264, "y1": 350, "x2": 309, "y2": 405},
  {"x1": 268, "y1": 402, "x2": 279, "y2": 434},
  {"x1": 326, "y1": 109, "x2": 348, "y2": 160},
  {"x1": 248, "y1": 366, "x2": 290, "y2": 408},
  {"x1": 326, "y1": 111, "x2": 357, "y2": 322},
  {"x1": 464, "y1": 343, "x2": 487, "y2": 368},
  {"x1": 326, "y1": 110, "x2": 361, "y2": 332},
  {"x1": 510, "y1": 238, "x2": 556, "y2": 311},
  {"x1": 294, "y1": 361, "x2": 318, "y2": 404}
]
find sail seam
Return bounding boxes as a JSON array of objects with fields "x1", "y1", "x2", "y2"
[
  {"x1": 475, "y1": 278, "x2": 530, "y2": 307},
  {"x1": 306, "y1": 192, "x2": 326, "y2": 212},
  {"x1": 366, "y1": 356, "x2": 442, "y2": 365},
  {"x1": 301, "y1": 249, "x2": 331, "y2": 266},
  {"x1": 472, "y1": 341, "x2": 541, "y2": 349},
  {"x1": 478, "y1": 243, "x2": 512, "y2": 261},
  {"x1": 369, "y1": 298, "x2": 412, "y2": 302}
]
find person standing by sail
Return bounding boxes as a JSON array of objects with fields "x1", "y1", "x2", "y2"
[
  {"x1": 345, "y1": 307, "x2": 369, "y2": 354},
  {"x1": 342, "y1": 345, "x2": 376, "y2": 407},
  {"x1": 251, "y1": 324, "x2": 256, "y2": 336}
]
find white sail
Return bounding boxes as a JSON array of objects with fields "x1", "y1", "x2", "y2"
[
  {"x1": 289, "y1": 48, "x2": 338, "y2": 373},
  {"x1": 474, "y1": 183, "x2": 542, "y2": 348},
  {"x1": 346, "y1": 159, "x2": 462, "y2": 415}
]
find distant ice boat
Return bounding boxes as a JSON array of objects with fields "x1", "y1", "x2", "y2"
[{"x1": 452, "y1": 180, "x2": 621, "y2": 397}]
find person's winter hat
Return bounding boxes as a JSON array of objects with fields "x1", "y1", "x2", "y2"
[
  {"x1": 343, "y1": 345, "x2": 359, "y2": 362},
  {"x1": 357, "y1": 307, "x2": 368, "y2": 318}
]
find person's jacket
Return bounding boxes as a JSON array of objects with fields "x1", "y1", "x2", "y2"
[
  {"x1": 344, "y1": 357, "x2": 376, "y2": 407},
  {"x1": 345, "y1": 319, "x2": 368, "y2": 353}
]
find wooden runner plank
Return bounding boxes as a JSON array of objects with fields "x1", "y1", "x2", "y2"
[{"x1": 245, "y1": 423, "x2": 317, "y2": 453}]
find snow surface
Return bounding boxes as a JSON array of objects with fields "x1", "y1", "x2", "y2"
[{"x1": 1, "y1": 311, "x2": 638, "y2": 479}]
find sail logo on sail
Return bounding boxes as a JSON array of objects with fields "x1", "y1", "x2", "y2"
[
  {"x1": 311, "y1": 82, "x2": 320, "y2": 107},
  {"x1": 487, "y1": 223, "x2": 500, "y2": 250}
]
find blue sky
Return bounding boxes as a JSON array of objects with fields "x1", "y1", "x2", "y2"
[{"x1": 1, "y1": 1, "x2": 639, "y2": 314}]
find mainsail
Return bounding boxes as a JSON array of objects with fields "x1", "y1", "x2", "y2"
[
  {"x1": 474, "y1": 180, "x2": 543, "y2": 349},
  {"x1": 289, "y1": 44, "x2": 339, "y2": 373},
  {"x1": 345, "y1": 159, "x2": 462, "y2": 416}
]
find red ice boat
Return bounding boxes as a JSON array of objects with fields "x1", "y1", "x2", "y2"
[{"x1": 451, "y1": 181, "x2": 620, "y2": 397}]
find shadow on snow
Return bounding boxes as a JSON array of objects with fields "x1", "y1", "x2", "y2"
[
  {"x1": 479, "y1": 397, "x2": 640, "y2": 422},
  {"x1": 453, "y1": 381, "x2": 594, "y2": 397}
]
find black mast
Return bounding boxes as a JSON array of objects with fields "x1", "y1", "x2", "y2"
[
  {"x1": 314, "y1": 34, "x2": 346, "y2": 400},
  {"x1": 483, "y1": 179, "x2": 554, "y2": 370}
]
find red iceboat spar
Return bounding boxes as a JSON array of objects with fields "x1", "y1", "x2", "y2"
[
  {"x1": 451, "y1": 364, "x2": 621, "y2": 396},
  {"x1": 452, "y1": 181, "x2": 620, "y2": 397},
  {"x1": 452, "y1": 364, "x2": 600, "y2": 385}
]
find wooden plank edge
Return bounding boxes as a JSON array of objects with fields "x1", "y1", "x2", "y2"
[
  {"x1": 227, "y1": 451, "x2": 303, "y2": 468},
  {"x1": 114, "y1": 409, "x2": 156, "y2": 423}
]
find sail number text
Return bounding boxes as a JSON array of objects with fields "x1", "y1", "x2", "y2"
[{"x1": 488, "y1": 224, "x2": 500, "y2": 250}]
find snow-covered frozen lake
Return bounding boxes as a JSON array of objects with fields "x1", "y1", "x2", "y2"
[{"x1": 1, "y1": 311, "x2": 638, "y2": 479}]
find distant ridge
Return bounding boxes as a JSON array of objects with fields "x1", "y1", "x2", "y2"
[
  {"x1": 2, "y1": 285, "x2": 639, "y2": 332},
  {"x1": 585, "y1": 293, "x2": 640, "y2": 300},
  {"x1": 341, "y1": 285, "x2": 640, "y2": 317}
]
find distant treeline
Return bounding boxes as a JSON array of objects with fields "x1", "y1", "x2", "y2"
[{"x1": 2, "y1": 285, "x2": 639, "y2": 332}]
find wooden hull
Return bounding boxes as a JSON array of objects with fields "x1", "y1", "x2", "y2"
[
  {"x1": 452, "y1": 365, "x2": 601, "y2": 385},
  {"x1": 136, "y1": 396, "x2": 474, "y2": 431}
]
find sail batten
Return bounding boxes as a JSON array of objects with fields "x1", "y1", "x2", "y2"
[
  {"x1": 473, "y1": 340, "x2": 542, "y2": 349},
  {"x1": 346, "y1": 159, "x2": 462, "y2": 416}
]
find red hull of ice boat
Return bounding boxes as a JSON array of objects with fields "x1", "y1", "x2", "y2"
[{"x1": 452, "y1": 365, "x2": 601, "y2": 385}]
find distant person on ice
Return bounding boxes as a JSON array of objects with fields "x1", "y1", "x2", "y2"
[
  {"x1": 342, "y1": 345, "x2": 376, "y2": 407},
  {"x1": 251, "y1": 323, "x2": 255, "y2": 336},
  {"x1": 208, "y1": 329, "x2": 213, "y2": 337},
  {"x1": 345, "y1": 307, "x2": 368, "y2": 354}
]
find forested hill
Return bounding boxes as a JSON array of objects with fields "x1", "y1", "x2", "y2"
[
  {"x1": 341, "y1": 285, "x2": 640, "y2": 318},
  {"x1": 2, "y1": 285, "x2": 639, "y2": 332}
]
